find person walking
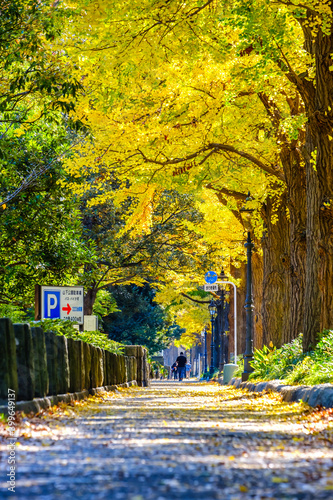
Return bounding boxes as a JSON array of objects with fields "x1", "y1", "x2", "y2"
[
  {"x1": 186, "y1": 361, "x2": 192, "y2": 379},
  {"x1": 171, "y1": 361, "x2": 178, "y2": 380},
  {"x1": 176, "y1": 352, "x2": 187, "y2": 381}
]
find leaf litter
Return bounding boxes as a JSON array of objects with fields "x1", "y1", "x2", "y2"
[{"x1": 0, "y1": 381, "x2": 332, "y2": 499}]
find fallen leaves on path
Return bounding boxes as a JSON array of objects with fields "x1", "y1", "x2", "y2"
[{"x1": 1, "y1": 382, "x2": 332, "y2": 499}]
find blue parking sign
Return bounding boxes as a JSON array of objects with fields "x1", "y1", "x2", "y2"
[{"x1": 43, "y1": 290, "x2": 61, "y2": 319}]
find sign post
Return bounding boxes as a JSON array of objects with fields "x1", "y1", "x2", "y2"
[
  {"x1": 38, "y1": 286, "x2": 84, "y2": 325},
  {"x1": 203, "y1": 273, "x2": 238, "y2": 364},
  {"x1": 215, "y1": 281, "x2": 238, "y2": 363}
]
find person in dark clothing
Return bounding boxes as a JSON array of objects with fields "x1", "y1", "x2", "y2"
[
  {"x1": 171, "y1": 362, "x2": 178, "y2": 380},
  {"x1": 176, "y1": 352, "x2": 187, "y2": 381}
]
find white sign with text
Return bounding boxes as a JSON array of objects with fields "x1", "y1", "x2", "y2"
[{"x1": 41, "y1": 286, "x2": 84, "y2": 324}]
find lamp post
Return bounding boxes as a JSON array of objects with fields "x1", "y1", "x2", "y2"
[
  {"x1": 209, "y1": 299, "x2": 217, "y2": 376},
  {"x1": 201, "y1": 328, "x2": 208, "y2": 374},
  {"x1": 218, "y1": 289, "x2": 226, "y2": 372},
  {"x1": 217, "y1": 268, "x2": 228, "y2": 373},
  {"x1": 213, "y1": 312, "x2": 220, "y2": 370},
  {"x1": 240, "y1": 192, "x2": 255, "y2": 382}
]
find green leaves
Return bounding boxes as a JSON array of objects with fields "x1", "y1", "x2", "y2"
[
  {"x1": 33, "y1": 318, "x2": 124, "y2": 354},
  {"x1": 104, "y1": 284, "x2": 183, "y2": 354},
  {"x1": 0, "y1": 0, "x2": 82, "y2": 125},
  {"x1": 247, "y1": 331, "x2": 333, "y2": 385},
  {"x1": 0, "y1": 117, "x2": 91, "y2": 307}
]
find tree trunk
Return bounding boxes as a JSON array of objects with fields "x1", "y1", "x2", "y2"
[
  {"x1": 257, "y1": 95, "x2": 307, "y2": 347},
  {"x1": 84, "y1": 287, "x2": 98, "y2": 316},
  {"x1": 252, "y1": 249, "x2": 263, "y2": 349},
  {"x1": 281, "y1": 146, "x2": 307, "y2": 343},
  {"x1": 229, "y1": 262, "x2": 246, "y2": 361},
  {"x1": 260, "y1": 193, "x2": 290, "y2": 347},
  {"x1": 302, "y1": 126, "x2": 321, "y2": 351},
  {"x1": 302, "y1": 24, "x2": 333, "y2": 351},
  {"x1": 315, "y1": 29, "x2": 333, "y2": 336}
]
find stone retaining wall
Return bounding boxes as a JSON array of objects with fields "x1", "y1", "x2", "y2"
[
  {"x1": 227, "y1": 377, "x2": 333, "y2": 409},
  {"x1": 0, "y1": 318, "x2": 149, "y2": 403}
]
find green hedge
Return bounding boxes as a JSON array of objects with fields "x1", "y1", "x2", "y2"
[{"x1": 32, "y1": 319, "x2": 124, "y2": 355}]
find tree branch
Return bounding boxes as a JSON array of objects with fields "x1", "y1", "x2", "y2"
[
  {"x1": 180, "y1": 292, "x2": 210, "y2": 304},
  {"x1": 137, "y1": 143, "x2": 284, "y2": 180},
  {"x1": 208, "y1": 143, "x2": 284, "y2": 180},
  {"x1": 205, "y1": 183, "x2": 245, "y2": 226}
]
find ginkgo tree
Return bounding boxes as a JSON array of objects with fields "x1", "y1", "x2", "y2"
[
  {"x1": 55, "y1": 0, "x2": 333, "y2": 351},
  {"x1": 58, "y1": 0, "x2": 290, "y2": 347},
  {"x1": 78, "y1": 183, "x2": 228, "y2": 314}
]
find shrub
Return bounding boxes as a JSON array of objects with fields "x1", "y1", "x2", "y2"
[
  {"x1": 32, "y1": 319, "x2": 124, "y2": 354},
  {"x1": 285, "y1": 330, "x2": 333, "y2": 385},
  {"x1": 236, "y1": 331, "x2": 333, "y2": 385}
]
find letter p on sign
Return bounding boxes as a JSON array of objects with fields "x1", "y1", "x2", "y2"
[{"x1": 44, "y1": 291, "x2": 60, "y2": 319}]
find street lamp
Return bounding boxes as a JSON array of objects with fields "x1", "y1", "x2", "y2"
[
  {"x1": 217, "y1": 288, "x2": 226, "y2": 372},
  {"x1": 209, "y1": 299, "x2": 217, "y2": 376},
  {"x1": 201, "y1": 328, "x2": 208, "y2": 374},
  {"x1": 240, "y1": 192, "x2": 255, "y2": 382},
  {"x1": 213, "y1": 308, "x2": 220, "y2": 371},
  {"x1": 217, "y1": 268, "x2": 229, "y2": 373}
]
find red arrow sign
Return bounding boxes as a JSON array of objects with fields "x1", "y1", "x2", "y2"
[{"x1": 62, "y1": 303, "x2": 72, "y2": 315}]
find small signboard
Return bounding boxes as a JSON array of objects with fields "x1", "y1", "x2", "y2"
[
  {"x1": 204, "y1": 284, "x2": 218, "y2": 292},
  {"x1": 84, "y1": 315, "x2": 98, "y2": 331},
  {"x1": 40, "y1": 286, "x2": 84, "y2": 324},
  {"x1": 204, "y1": 271, "x2": 218, "y2": 284}
]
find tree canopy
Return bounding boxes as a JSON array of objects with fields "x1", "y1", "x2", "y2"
[
  {"x1": 1, "y1": 0, "x2": 333, "y2": 353},
  {"x1": 103, "y1": 284, "x2": 184, "y2": 354}
]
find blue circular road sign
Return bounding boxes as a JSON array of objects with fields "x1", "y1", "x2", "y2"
[{"x1": 205, "y1": 271, "x2": 218, "y2": 284}]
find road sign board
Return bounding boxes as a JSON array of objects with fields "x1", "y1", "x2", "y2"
[
  {"x1": 41, "y1": 286, "x2": 84, "y2": 324},
  {"x1": 204, "y1": 284, "x2": 218, "y2": 292},
  {"x1": 204, "y1": 271, "x2": 218, "y2": 284}
]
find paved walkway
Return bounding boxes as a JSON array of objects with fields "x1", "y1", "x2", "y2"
[{"x1": 1, "y1": 381, "x2": 333, "y2": 499}]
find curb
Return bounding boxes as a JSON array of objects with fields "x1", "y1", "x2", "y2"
[
  {"x1": 225, "y1": 378, "x2": 333, "y2": 408},
  {"x1": 0, "y1": 380, "x2": 138, "y2": 416}
]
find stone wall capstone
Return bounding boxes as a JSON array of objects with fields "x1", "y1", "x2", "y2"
[
  {"x1": 124, "y1": 346, "x2": 149, "y2": 387},
  {"x1": 14, "y1": 323, "x2": 35, "y2": 401},
  {"x1": 0, "y1": 318, "x2": 18, "y2": 400},
  {"x1": 90, "y1": 346, "x2": 104, "y2": 388},
  {"x1": 67, "y1": 338, "x2": 81, "y2": 393},
  {"x1": 79, "y1": 340, "x2": 86, "y2": 392},
  {"x1": 83, "y1": 342, "x2": 92, "y2": 389},
  {"x1": 31, "y1": 327, "x2": 48, "y2": 398},
  {"x1": 56, "y1": 335, "x2": 70, "y2": 394},
  {"x1": 44, "y1": 331, "x2": 58, "y2": 396},
  {"x1": 109, "y1": 353, "x2": 118, "y2": 385},
  {"x1": 0, "y1": 318, "x2": 150, "y2": 402},
  {"x1": 96, "y1": 347, "x2": 104, "y2": 387}
]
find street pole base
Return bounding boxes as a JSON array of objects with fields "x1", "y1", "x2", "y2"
[{"x1": 241, "y1": 372, "x2": 249, "y2": 382}]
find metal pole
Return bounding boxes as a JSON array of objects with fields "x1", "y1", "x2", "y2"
[
  {"x1": 214, "y1": 314, "x2": 219, "y2": 370},
  {"x1": 215, "y1": 281, "x2": 237, "y2": 363},
  {"x1": 242, "y1": 231, "x2": 255, "y2": 381},
  {"x1": 221, "y1": 300, "x2": 226, "y2": 368},
  {"x1": 218, "y1": 290, "x2": 225, "y2": 373},
  {"x1": 204, "y1": 328, "x2": 208, "y2": 374},
  {"x1": 210, "y1": 315, "x2": 215, "y2": 375}
]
